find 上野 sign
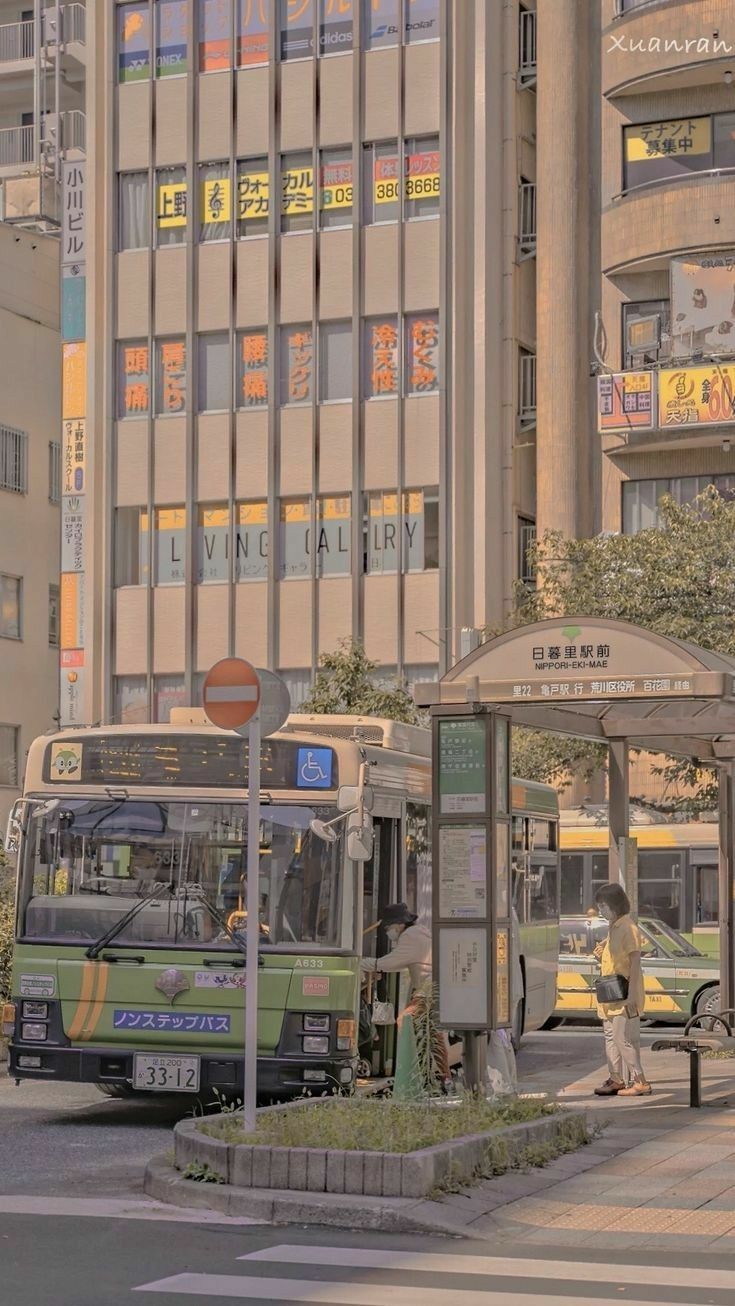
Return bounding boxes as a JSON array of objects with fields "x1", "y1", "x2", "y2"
[
  {"x1": 659, "y1": 365, "x2": 735, "y2": 429},
  {"x1": 157, "y1": 182, "x2": 188, "y2": 228},
  {"x1": 62, "y1": 419, "x2": 86, "y2": 496},
  {"x1": 597, "y1": 373, "x2": 655, "y2": 433}
]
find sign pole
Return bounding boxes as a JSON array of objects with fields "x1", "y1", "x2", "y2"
[{"x1": 244, "y1": 712, "x2": 261, "y2": 1133}]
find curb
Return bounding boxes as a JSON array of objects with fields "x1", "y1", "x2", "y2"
[{"x1": 144, "y1": 1155, "x2": 466, "y2": 1237}]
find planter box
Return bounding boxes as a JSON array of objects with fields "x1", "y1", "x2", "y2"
[{"x1": 173, "y1": 1108, "x2": 586, "y2": 1200}]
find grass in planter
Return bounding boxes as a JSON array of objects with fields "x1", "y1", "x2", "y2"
[{"x1": 199, "y1": 1094, "x2": 559, "y2": 1153}]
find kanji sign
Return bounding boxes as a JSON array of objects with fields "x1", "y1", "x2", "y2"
[
  {"x1": 659, "y1": 365, "x2": 735, "y2": 428},
  {"x1": 367, "y1": 320, "x2": 399, "y2": 396},
  {"x1": 239, "y1": 331, "x2": 269, "y2": 407},
  {"x1": 62, "y1": 419, "x2": 86, "y2": 495},
  {"x1": 407, "y1": 314, "x2": 439, "y2": 393},
  {"x1": 597, "y1": 372, "x2": 655, "y2": 433},
  {"x1": 157, "y1": 181, "x2": 188, "y2": 228},
  {"x1": 62, "y1": 162, "x2": 85, "y2": 266}
]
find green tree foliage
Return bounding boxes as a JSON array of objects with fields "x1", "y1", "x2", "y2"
[
  {"x1": 300, "y1": 638, "x2": 424, "y2": 725},
  {"x1": 505, "y1": 489, "x2": 735, "y2": 812}
]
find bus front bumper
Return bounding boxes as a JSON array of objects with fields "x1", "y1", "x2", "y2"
[{"x1": 9, "y1": 1043, "x2": 357, "y2": 1098}]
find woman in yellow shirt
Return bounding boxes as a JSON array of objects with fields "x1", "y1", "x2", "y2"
[{"x1": 593, "y1": 883, "x2": 651, "y2": 1097}]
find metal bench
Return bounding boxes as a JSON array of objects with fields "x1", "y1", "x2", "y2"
[{"x1": 652, "y1": 1010, "x2": 735, "y2": 1107}]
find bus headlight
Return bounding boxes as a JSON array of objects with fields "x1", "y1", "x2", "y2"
[
  {"x1": 302, "y1": 1035, "x2": 329, "y2": 1054},
  {"x1": 303, "y1": 1015, "x2": 330, "y2": 1032},
  {"x1": 21, "y1": 1023, "x2": 47, "y2": 1042},
  {"x1": 2, "y1": 1003, "x2": 15, "y2": 1038},
  {"x1": 22, "y1": 1002, "x2": 48, "y2": 1020},
  {"x1": 336, "y1": 1018, "x2": 356, "y2": 1051}
]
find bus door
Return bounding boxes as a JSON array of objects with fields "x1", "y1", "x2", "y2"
[{"x1": 361, "y1": 808, "x2": 400, "y2": 1076}]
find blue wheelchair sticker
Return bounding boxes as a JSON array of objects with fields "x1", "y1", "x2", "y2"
[{"x1": 296, "y1": 747, "x2": 334, "y2": 789}]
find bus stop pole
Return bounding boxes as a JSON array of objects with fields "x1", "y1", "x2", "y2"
[
  {"x1": 608, "y1": 739, "x2": 629, "y2": 897},
  {"x1": 718, "y1": 762, "x2": 735, "y2": 1014},
  {"x1": 244, "y1": 714, "x2": 261, "y2": 1132}
]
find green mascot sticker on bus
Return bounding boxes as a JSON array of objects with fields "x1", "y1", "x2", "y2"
[{"x1": 49, "y1": 742, "x2": 83, "y2": 781}]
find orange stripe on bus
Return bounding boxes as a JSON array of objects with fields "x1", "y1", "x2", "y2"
[
  {"x1": 81, "y1": 963, "x2": 110, "y2": 1042},
  {"x1": 67, "y1": 962, "x2": 96, "y2": 1041}
]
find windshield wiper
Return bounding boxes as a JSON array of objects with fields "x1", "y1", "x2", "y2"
[
  {"x1": 85, "y1": 883, "x2": 173, "y2": 960},
  {"x1": 178, "y1": 885, "x2": 262, "y2": 964}
]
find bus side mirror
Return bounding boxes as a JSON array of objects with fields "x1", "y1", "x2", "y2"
[
  {"x1": 347, "y1": 812, "x2": 374, "y2": 863},
  {"x1": 337, "y1": 785, "x2": 374, "y2": 814},
  {"x1": 4, "y1": 800, "x2": 23, "y2": 856}
]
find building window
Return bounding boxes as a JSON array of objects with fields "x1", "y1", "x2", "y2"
[
  {"x1": 154, "y1": 675, "x2": 187, "y2": 723},
  {"x1": 0, "y1": 575, "x2": 22, "y2": 640},
  {"x1": 155, "y1": 0, "x2": 188, "y2": 77},
  {"x1": 118, "y1": 172, "x2": 150, "y2": 250},
  {"x1": 236, "y1": 501, "x2": 268, "y2": 579},
  {"x1": 623, "y1": 300, "x2": 670, "y2": 368},
  {"x1": 318, "y1": 0, "x2": 353, "y2": 55},
  {"x1": 364, "y1": 0, "x2": 399, "y2": 49},
  {"x1": 48, "y1": 441, "x2": 61, "y2": 503},
  {"x1": 319, "y1": 147, "x2": 353, "y2": 228},
  {"x1": 279, "y1": 325, "x2": 314, "y2": 405},
  {"x1": 316, "y1": 496, "x2": 351, "y2": 575},
  {"x1": 319, "y1": 321, "x2": 352, "y2": 402},
  {"x1": 405, "y1": 0, "x2": 440, "y2": 44},
  {"x1": 154, "y1": 507, "x2": 186, "y2": 584},
  {"x1": 363, "y1": 141, "x2": 399, "y2": 224},
  {"x1": 113, "y1": 676, "x2": 148, "y2": 724},
  {"x1": 237, "y1": 157, "x2": 269, "y2": 236},
  {"x1": 281, "y1": 152, "x2": 313, "y2": 233},
  {"x1": 197, "y1": 504, "x2": 230, "y2": 583},
  {"x1": 404, "y1": 135, "x2": 440, "y2": 219},
  {"x1": 404, "y1": 312, "x2": 439, "y2": 395},
  {"x1": 0, "y1": 425, "x2": 28, "y2": 494},
  {"x1": 518, "y1": 178, "x2": 536, "y2": 255},
  {"x1": 279, "y1": 0, "x2": 313, "y2": 60},
  {"x1": 237, "y1": 329, "x2": 269, "y2": 407},
  {"x1": 0, "y1": 725, "x2": 19, "y2": 788},
  {"x1": 199, "y1": 162, "x2": 231, "y2": 241},
  {"x1": 518, "y1": 348, "x2": 536, "y2": 421},
  {"x1": 279, "y1": 498, "x2": 311, "y2": 578},
  {"x1": 238, "y1": 0, "x2": 269, "y2": 65},
  {"x1": 623, "y1": 475, "x2": 735, "y2": 534},
  {"x1": 198, "y1": 333, "x2": 230, "y2": 412},
  {"x1": 155, "y1": 166, "x2": 187, "y2": 245},
  {"x1": 155, "y1": 339, "x2": 187, "y2": 415},
  {"x1": 364, "y1": 489, "x2": 439, "y2": 574},
  {"x1": 118, "y1": 3, "x2": 151, "y2": 83},
  {"x1": 622, "y1": 115, "x2": 729, "y2": 192},
  {"x1": 517, "y1": 516, "x2": 536, "y2": 586},
  {"x1": 114, "y1": 507, "x2": 148, "y2": 586},
  {"x1": 118, "y1": 342, "x2": 151, "y2": 418},
  {"x1": 48, "y1": 584, "x2": 60, "y2": 646},
  {"x1": 364, "y1": 317, "x2": 399, "y2": 398},
  {"x1": 199, "y1": 0, "x2": 231, "y2": 71},
  {"x1": 277, "y1": 668, "x2": 311, "y2": 708}
]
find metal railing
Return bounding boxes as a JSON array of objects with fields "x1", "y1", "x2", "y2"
[
  {"x1": 60, "y1": 3, "x2": 86, "y2": 45},
  {"x1": 0, "y1": 425, "x2": 29, "y2": 495},
  {"x1": 0, "y1": 125, "x2": 34, "y2": 169},
  {"x1": 614, "y1": 0, "x2": 665, "y2": 14},
  {"x1": 62, "y1": 109, "x2": 86, "y2": 153},
  {"x1": 49, "y1": 441, "x2": 61, "y2": 504},
  {"x1": 519, "y1": 351, "x2": 537, "y2": 423},
  {"x1": 518, "y1": 518, "x2": 537, "y2": 587},
  {"x1": 518, "y1": 181, "x2": 536, "y2": 256},
  {"x1": 518, "y1": 7, "x2": 537, "y2": 86},
  {"x1": 0, "y1": 18, "x2": 34, "y2": 64}
]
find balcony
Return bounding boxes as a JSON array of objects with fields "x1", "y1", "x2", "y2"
[
  {"x1": 0, "y1": 109, "x2": 85, "y2": 174},
  {"x1": 518, "y1": 181, "x2": 536, "y2": 258},
  {"x1": 602, "y1": 172, "x2": 735, "y2": 275},
  {"x1": 0, "y1": 6, "x2": 85, "y2": 75},
  {"x1": 603, "y1": 0, "x2": 735, "y2": 99},
  {"x1": 518, "y1": 7, "x2": 537, "y2": 89},
  {"x1": 519, "y1": 350, "x2": 537, "y2": 426},
  {"x1": 0, "y1": 19, "x2": 34, "y2": 68}
]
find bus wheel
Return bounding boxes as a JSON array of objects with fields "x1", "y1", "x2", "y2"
[
  {"x1": 96, "y1": 1082, "x2": 135, "y2": 1099},
  {"x1": 695, "y1": 985, "x2": 721, "y2": 1031}
]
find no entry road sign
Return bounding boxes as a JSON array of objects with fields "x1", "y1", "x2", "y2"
[{"x1": 202, "y1": 657, "x2": 260, "y2": 732}]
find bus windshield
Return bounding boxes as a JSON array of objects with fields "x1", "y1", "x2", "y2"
[{"x1": 18, "y1": 798, "x2": 344, "y2": 951}]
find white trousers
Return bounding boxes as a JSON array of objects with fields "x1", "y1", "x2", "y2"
[{"x1": 603, "y1": 1013, "x2": 644, "y2": 1084}]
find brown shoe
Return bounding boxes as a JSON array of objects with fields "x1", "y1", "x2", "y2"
[
  {"x1": 594, "y1": 1077, "x2": 624, "y2": 1096},
  {"x1": 618, "y1": 1078, "x2": 652, "y2": 1097}
]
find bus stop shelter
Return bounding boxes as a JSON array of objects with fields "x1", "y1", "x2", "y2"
[{"x1": 415, "y1": 617, "x2": 735, "y2": 1014}]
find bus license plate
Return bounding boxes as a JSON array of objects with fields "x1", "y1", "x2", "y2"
[{"x1": 133, "y1": 1054, "x2": 200, "y2": 1093}]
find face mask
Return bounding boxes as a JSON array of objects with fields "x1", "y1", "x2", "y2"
[
  {"x1": 599, "y1": 905, "x2": 614, "y2": 922},
  {"x1": 386, "y1": 926, "x2": 402, "y2": 943}
]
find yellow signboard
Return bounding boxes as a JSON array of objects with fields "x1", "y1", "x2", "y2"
[
  {"x1": 624, "y1": 116, "x2": 711, "y2": 162},
  {"x1": 659, "y1": 364, "x2": 735, "y2": 428},
  {"x1": 237, "y1": 170, "x2": 269, "y2": 221},
  {"x1": 157, "y1": 182, "x2": 188, "y2": 228},
  {"x1": 201, "y1": 178, "x2": 231, "y2": 225},
  {"x1": 60, "y1": 573, "x2": 81, "y2": 650},
  {"x1": 62, "y1": 418, "x2": 86, "y2": 495},
  {"x1": 62, "y1": 343, "x2": 86, "y2": 420}
]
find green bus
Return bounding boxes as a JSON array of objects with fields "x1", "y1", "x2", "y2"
[{"x1": 3, "y1": 715, "x2": 559, "y2": 1099}]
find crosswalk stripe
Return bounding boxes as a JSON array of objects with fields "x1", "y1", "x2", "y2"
[
  {"x1": 240, "y1": 1244, "x2": 735, "y2": 1293},
  {"x1": 133, "y1": 1275, "x2": 698, "y2": 1304}
]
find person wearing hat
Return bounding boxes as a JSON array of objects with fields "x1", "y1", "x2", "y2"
[{"x1": 361, "y1": 903, "x2": 449, "y2": 1082}]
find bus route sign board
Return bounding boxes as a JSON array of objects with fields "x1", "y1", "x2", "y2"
[
  {"x1": 438, "y1": 719, "x2": 486, "y2": 814},
  {"x1": 202, "y1": 658, "x2": 261, "y2": 733}
]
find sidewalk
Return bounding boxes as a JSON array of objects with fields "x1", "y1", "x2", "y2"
[{"x1": 420, "y1": 1045, "x2": 735, "y2": 1249}]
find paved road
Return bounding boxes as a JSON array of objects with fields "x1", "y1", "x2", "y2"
[{"x1": 2, "y1": 1221, "x2": 734, "y2": 1306}]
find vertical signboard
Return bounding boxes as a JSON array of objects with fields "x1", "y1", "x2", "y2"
[
  {"x1": 60, "y1": 161, "x2": 88, "y2": 725},
  {"x1": 432, "y1": 710, "x2": 513, "y2": 1037}
]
